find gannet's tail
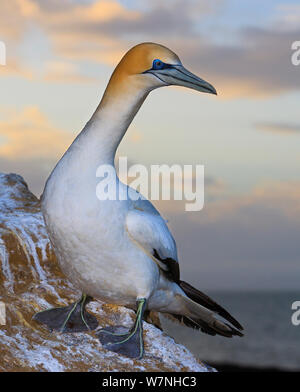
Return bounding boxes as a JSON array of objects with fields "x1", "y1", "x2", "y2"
[{"x1": 168, "y1": 281, "x2": 244, "y2": 337}]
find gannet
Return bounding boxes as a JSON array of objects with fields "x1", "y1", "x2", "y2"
[{"x1": 34, "y1": 43, "x2": 243, "y2": 359}]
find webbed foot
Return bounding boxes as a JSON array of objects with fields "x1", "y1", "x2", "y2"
[
  {"x1": 33, "y1": 294, "x2": 98, "y2": 333},
  {"x1": 97, "y1": 298, "x2": 146, "y2": 359}
]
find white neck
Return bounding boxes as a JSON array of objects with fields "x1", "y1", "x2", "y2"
[{"x1": 57, "y1": 82, "x2": 149, "y2": 179}]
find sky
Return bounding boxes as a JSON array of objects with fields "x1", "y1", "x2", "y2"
[{"x1": 0, "y1": 0, "x2": 299, "y2": 290}]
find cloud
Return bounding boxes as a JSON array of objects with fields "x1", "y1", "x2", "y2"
[
  {"x1": 192, "y1": 180, "x2": 300, "y2": 224},
  {"x1": 0, "y1": 106, "x2": 72, "y2": 159},
  {"x1": 31, "y1": 0, "x2": 300, "y2": 97},
  {"x1": 256, "y1": 122, "x2": 300, "y2": 134},
  {"x1": 177, "y1": 25, "x2": 300, "y2": 98},
  {"x1": 33, "y1": 0, "x2": 219, "y2": 66},
  {"x1": 0, "y1": 58, "x2": 34, "y2": 79},
  {"x1": 273, "y1": 4, "x2": 300, "y2": 31},
  {"x1": 0, "y1": 0, "x2": 136, "y2": 75},
  {"x1": 0, "y1": 105, "x2": 74, "y2": 195},
  {"x1": 0, "y1": 1, "x2": 32, "y2": 41},
  {"x1": 26, "y1": 0, "x2": 141, "y2": 65},
  {"x1": 164, "y1": 180, "x2": 300, "y2": 290},
  {"x1": 128, "y1": 129, "x2": 143, "y2": 144},
  {"x1": 43, "y1": 61, "x2": 96, "y2": 83},
  {"x1": 0, "y1": 0, "x2": 298, "y2": 97}
]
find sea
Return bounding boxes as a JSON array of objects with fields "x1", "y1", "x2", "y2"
[{"x1": 161, "y1": 291, "x2": 300, "y2": 371}]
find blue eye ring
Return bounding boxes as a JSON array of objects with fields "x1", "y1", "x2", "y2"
[{"x1": 152, "y1": 59, "x2": 165, "y2": 70}]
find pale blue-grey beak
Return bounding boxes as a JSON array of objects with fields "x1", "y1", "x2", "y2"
[{"x1": 148, "y1": 64, "x2": 217, "y2": 95}]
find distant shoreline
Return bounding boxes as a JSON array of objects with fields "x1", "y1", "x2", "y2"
[{"x1": 210, "y1": 362, "x2": 299, "y2": 372}]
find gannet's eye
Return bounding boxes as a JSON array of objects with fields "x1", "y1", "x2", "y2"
[{"x1": 152, "y1": 59, "x2": 165, "y2": 70}]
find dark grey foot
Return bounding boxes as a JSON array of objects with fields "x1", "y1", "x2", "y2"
[
  {"x1": 97, "y1": 298, "x2": 146, "y2": 359},
  {"x1": 33, "y1": 294, "x2": 98, "y2": 333}
]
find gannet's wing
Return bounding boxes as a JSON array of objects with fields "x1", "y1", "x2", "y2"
[
  {"x1": 126, "y1": 206, "x2": 180, "y2": 282},
  {"x1": 126, "y1": 203, "x2": 244, "y2": 336}
]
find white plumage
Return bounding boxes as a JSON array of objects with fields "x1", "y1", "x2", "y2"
[{"x1": 36, "y1": 43, "x2": 243, "y2": 359}]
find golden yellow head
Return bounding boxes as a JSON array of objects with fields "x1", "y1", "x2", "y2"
[
  {"x1": 115, "y1": 42, "x2": 181, "y2": 76},
  {"x1": 106, "y1": 42, "x2": 217, "y2": 97}
]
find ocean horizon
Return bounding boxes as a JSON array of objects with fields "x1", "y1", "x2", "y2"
[{"x1": 162, "y1": 290, "x2": 300, "y2": 371}]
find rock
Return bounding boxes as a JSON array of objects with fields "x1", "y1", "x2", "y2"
[{"x1": 0, "y1": 172, "x2": 214, "y2": 372}]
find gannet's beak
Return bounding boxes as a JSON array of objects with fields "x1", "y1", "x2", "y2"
[{"x1": 148, "y1": 64, "x2": 217, "y2": 95}]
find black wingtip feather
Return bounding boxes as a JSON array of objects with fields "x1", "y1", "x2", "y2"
[
  {"x1": 166, "y1": 313, "x2": 242, "y2": 338},
  {"x1": 179, "y1": 280, "x2": 244, "y2": 331}
]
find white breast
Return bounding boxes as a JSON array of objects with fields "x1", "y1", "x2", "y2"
[{"x1": 42, "y1": 158, "x2": 159, "y2": 306}]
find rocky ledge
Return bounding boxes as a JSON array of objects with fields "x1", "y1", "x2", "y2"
[{"x1": 0, "y1": 172, "x2": 214, "y2": 372}]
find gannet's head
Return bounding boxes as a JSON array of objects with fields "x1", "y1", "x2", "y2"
[{"x1": 110, "y1": 42, "x2": 217, "y2": 95}]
